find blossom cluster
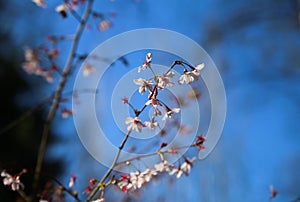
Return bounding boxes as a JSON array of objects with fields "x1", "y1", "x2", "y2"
[
  {"x1": 125, "y1": 53, "x2": 205, "y2": 133},
  {"x1": 116, "y1": 154, "x2": 196, "y2": 193}
]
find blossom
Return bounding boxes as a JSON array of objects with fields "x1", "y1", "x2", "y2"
[
  {"x1": 98, "y1": 20, "x2": 112, "y2": 31},
  {"x1": 157, "y1": 71, "x2": 175, "y2": 89},
  {"x1": 56, "y1": 4, "x2": 69, "y2": 18},
  {"x1": 82, "y1": 63, "x2": 96, "y2": 76},
  {"x1": 169, "y1": 166, "x2": 183, "y2": 178},
  {"x1": 192, "y1": 63, "x2": 205, "y2": 76},
  {"x1": 117, "y1": 169, "x2": 157, "y2": 193},
  {"x1": 180, "y1": 157, "x2": 196, "y2": 176},
  {"x1": 61, "y1": 108, "x2": 74, "y2": 119},
  {"x1": 162, "y1": 107, "x2": 180, "y2": 121},
  {"x1": 68, "y1": 175, "x2": 76, "y2": 189},
  {"x1": 270, "y1": 184, "x2": 278, "y2": 199},
  {"x1": 138, "y1": 53, "x2": 152, "y2": 72},
  {"x1": 133, "y1": 78, "x2": 153, "y2": 94},
  {"x1": 117, "y1": 174, "x2": 132, "y2": 193},
  {"x1": 22, "y1": 47, "x2": 40, "y2": 74},
  {"x1": 32, "y1": 0, "x2": 47, "y2": 8},
  {"x1": 178, "y1": 70, "x2": 197, "y2": 85},
  {"x1": 154, "y1": 160, "x2": 173, "y2": 172},
  {"x1": 144, "y1": 118, "x2": 158, "y2": 130},
  {"x1": 145, "y1": 87, "x2": 162, "y2": 110},
  {"x1": 145, "y1": 96, "x2": 163, "y2": 117},
  {"x1": 130, "y1": 171, "x2": 145, "y2": 189},
  {"x1": 23, "y1": 60, "x2": 40, "y2": 74},
  {"x1": 169, "y1": 157, "x2": 196, "y2": 178},
  {"x1": 1, "y1": 170, "x2": 24, "y2": 191},
  {"x1": 43, "y1": 71, "x2": 54, "y2": 83},
  {"x1": 125, "y1": 117, "x2": 144, "y2": 132},
  {"x1": 178, "y1": 63, "x2": 204, "y2": 85}
]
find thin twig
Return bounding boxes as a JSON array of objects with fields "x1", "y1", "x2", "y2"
[
  {"x1": 32, "y1": 0, "x2": 94, "y2": 196},
  {"x1": 49, "y1": 176, "x2": 81, "y2": 202},
  {"x1": 86, "y1": 130, "x2": 132, "y2": 201},
  {"x1": 17, "y1": 190, "x2": 30, "y2": 202},
  {"x1": 115, "y1": 145, "x2": 192, "y2": 166}
]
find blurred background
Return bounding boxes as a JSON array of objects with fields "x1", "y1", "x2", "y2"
[{"x1": 0, "y1": 0, "x2": 300, "y2": 201}]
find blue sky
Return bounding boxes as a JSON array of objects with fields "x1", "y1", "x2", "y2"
[{"x1": 7, "y1": 0, "x2": 300, "y2": 201}]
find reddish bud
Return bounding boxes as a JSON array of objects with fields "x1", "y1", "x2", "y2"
[
  {"x1": 122, "y1": 187, "x2": 128, "y2": 193},
  {"x1": 122, "y1": 97, "x2": 128, "y2": 104},
  {"x1": 84, "y1": 186, "x2": 92, "y2": 194},
  {"x1": 270, "y1": 185, "x2": 277, "y2": 198},
  {"x1": 159, "y1": 142, "x2": 168, "y2": 149},
  {"x1": 50, "y1": 64, "x2": 58, "y2": 71}
]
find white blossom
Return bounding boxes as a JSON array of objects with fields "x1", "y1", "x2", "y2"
[
  {"x1": 180, "y1": 157, "x2": 196, "y2": 175},
  {"x1": 157, "y1": 71, "x2": 175, "y2": 89},
  {"x1": 162, "y1": 107, "x2": 180, "y2": 121},
  {"x1": 154, "y1": 160, "x2": 173, "y2": 172},
  {"x1": 68, "y1": 175, "x2": 76, "y2": 189},
  {"x1": 82, "y1": 63, "x2": 96, "y2": 76},
  {"x1": 130, "y1": 171, "x2": 145, "y2": 189},
  {"x1": 178, "y1": 71, "x2": 197, "y2": 84},
  {"x1": 32, "y1": 0, "x2": 47, "y2": 8},
  {"x1": 133, "y1": 78, "x2": 153, "y2": 94},
  {"x1": 178, "y1": 63, "x2": 204, "y2": 85},
  {"x1": 169, "y1": 166, "x2": 183, "y2": 178},
  {"x1": 1, "y1": 170, "x2": 24, "y2": 191},
  {"x1": 125, "y1": 117, "x2": 144, "y2": 132},
  {"x1": 144, "y1": 118, "x2": 158, "y2": 130},
  {"x1": 193, "y1": 63, "x2": 205, "y2": 76},
  {"x1": 55, "y1": 4, "x2": 69, "y2": 18},
  {"x1": 138, "y1": 53, "x2": 152, "y2": 72}
]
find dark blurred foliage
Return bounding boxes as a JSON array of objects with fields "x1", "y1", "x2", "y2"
[{"x1": 0, "y1": 1, "x2": 62, "y2": 201}]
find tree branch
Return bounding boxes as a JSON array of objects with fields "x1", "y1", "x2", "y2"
[{"x1": 32, "y1": 0, "x2": 94, "y2": 197}]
